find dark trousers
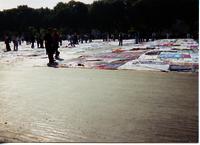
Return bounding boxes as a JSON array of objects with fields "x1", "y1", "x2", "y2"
[
  {"x1": 14, "y1": 44, "x2": 18, "y2": 51},
  {"x1": 40, "y1": 41, "x2": 44, "y2": 48},
  {"x1": 55, "y1": 47, "x2": 60, "y2": 58},
  {"x1": 119, "y1": 40, "x2": 123, "y2": 46},
  {"x1": 6, "y1": 43, "x2": 11, "y2": 51},
  {"x1": 37, "y1": 41, "x2": 40, "y2": 48},
  {"x1": 46, "y1": 46, "x2": 55, "y2": 63},
  {"x1": 31, "y1": 42, "x2": 34, "y2": 48},
  {"x1": 48, "y1": 53, "x2": 55, "y2": 63}
]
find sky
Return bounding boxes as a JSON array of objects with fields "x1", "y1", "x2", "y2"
[{"x1": 0, "y1": 0, "x2": 95, "y2": 10}]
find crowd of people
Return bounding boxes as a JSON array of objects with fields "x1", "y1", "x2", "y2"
[
  {"x1": 3, "y1": 28, "x2": 61, "y2": 66},
  {"x1": 3, "y1": 30, "x2": 195, "y2": 66}
]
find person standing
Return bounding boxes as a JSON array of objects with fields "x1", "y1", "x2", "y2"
[
  {"x1": 30, "y1": 34, "x2": 35, "y2": 48},
  {"x1": 73, "y1": 33, "x2": 78, "y2": 45},
  {"x1": 89, "y1": 33, "x2": 92, "y2": 43},
  {"x1": 80, "y1": 34, "x2": 84, "y2": 43},
  {"x1": 13, "y1": 35, "x2": 18, "y2": 51},
  {"x1": 36, "y1": 34, "x2": 40, "y2": 48},
  {"x1": 4, "y1": 35, "x2": 11, "y2": 52},
  {"x1": 18, "y1": 35, "x2": 22, "y2": 46},
  {"x1": 44, "y1": 28, "x2": 56, "y2": 65},
  {"x1": 187, "y1": 33, "x2": 191, "y2": 38},
  {"x1": 52, "y1": 29, "x2": 61, "y2": 60},
  {"x1": 39, "y1": 33, "x2": 44, "y2": 48},
  {"x1": 152, "y1": 32, "x2": 156, "y2": 41},
  {"x1": 67, "y1": 35, "x2": 75, "y2": 47},
  {"x1": 135, "y1": 32, "x2": 139, "y2": 44},
  {"x1": 59, "y1": 33, "x2": 63, "y2": 46},
  {"x1": 166, "y1": 33, "x2": 170, "y2": 39},
  {"x1": 118, "y1": 33, "x2": 123, "y2": 46},
  {"x1": 84, "y1": 34, "x2": 88, "y2": 43}
]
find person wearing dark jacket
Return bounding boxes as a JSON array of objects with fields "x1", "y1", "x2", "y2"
[
  {"x1": 4, "y1": 35, "x2": 11, "y2": 51},
  {"x1": 30, "y1": 34, "x2": 35, "y2": 48},
  {"x1": 13, "y1": 35, "x2": 18, "y2": 51},
  {"x1": 52, "y1": 29, "x2": 60, "y2": 60},
  {"x1": 39, "y1": 34, "x2": 44, "y2": 48},
  {"x1": 44, "y1": 28, "x2": 56, "y2": 65},
  {"x1": 118, "y1": 33, "x2": 123, "y2": 46}
]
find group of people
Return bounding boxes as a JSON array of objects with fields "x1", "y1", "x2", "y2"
[
  {"x1": 4, "y1": 35, "x2": 23, "y2": 52},
  {"x1": 66, "y1": 33, "x2": 94, "y2": 47},
  {"x1": 101, "y1": 33, "x2": 124, "y2": 46},
  {"x1": 5, "y1": 30, "x2": 189, "y2": 67},
  {"x1": 29, "y1": 33, "x2": 62, "y2": 50},
  {"x1": 3, "y1": 30, "x2": 125, "y2": 66},
  {"x1": 3, "y1": 29, "x2": 62, "y2": 66}
]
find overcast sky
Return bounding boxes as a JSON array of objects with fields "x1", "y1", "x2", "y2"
[{"x1": 0, "y1": 0, "x2": 95, "y2": 10}]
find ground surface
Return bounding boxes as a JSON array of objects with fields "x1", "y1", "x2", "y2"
[
  {"x1": 0, "y1": 40, "x2": 198, "y2": 143},
  {"x1": 0, "y1": 63, "x2": 198, "y2": 143}
]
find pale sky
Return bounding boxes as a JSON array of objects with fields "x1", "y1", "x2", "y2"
[{"x1": 0, "y1": 0, "x2": 95, "y2": 10}]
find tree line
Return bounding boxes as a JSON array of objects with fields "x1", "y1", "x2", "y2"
[{"x1": 0, "y1": 0, "x2": 198, "y2": 40}]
